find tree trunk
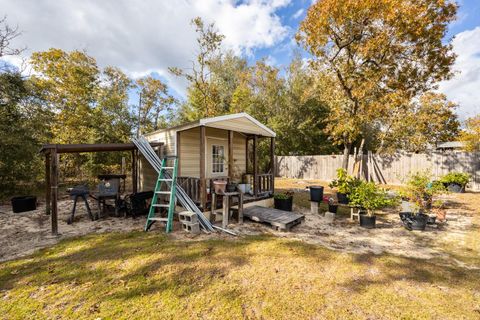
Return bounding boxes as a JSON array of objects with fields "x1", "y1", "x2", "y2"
[{"x1": 342, "y1": 144, "x2": 351, "y2": 170}]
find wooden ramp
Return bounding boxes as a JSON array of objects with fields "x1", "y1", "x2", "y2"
[{"x1": 243, "y1": 206, "x2": 305, "y2": 231}]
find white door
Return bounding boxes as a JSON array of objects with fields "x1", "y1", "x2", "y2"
[{"x1": 206, "y1": 137, "x2": 228, "y2": 178}]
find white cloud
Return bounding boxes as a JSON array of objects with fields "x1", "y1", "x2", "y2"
[
  {"x1": 438, "y1": 27, "x2": 480, "y2": 120},
  {"x1": 291, "y1": 8, "x2": 304, "y2": 20},
  {"x1": 0, "y1": 0, "x2": 290, "y2": 95}
]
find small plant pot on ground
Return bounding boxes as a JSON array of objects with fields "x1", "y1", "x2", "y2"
[
  {"x1": 337, "y1": 192, "x2": 349, "y2": 204},
  {"x1": 359, "y1": 213, "x2": 376, "y2": 229},
  {"x1": 274, "y1": 196, "x2": 293, "y2": 212},
  {"x1": 213, "y1": 180, "x2": 227, "y2": 194},
  {"x1": 445, "y1": 183, "x2": 465, "y2": 193},
  {"x1": 309, "y1": 186, "x2": 324, "y2": 202},
  {"x1": 328, "y1": 204, "x2": 338, "y2": 214},
  {"x1": 11, "y1": 196, "x2": 37, "y2": 213}
]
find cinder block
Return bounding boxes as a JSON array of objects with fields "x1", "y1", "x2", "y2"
[
  {"x1": 182, "y1": 221, "x2": 200, "y2": 234},
  {"x1": 178, "y1": 211, "x2": 198, "y2": 223}
]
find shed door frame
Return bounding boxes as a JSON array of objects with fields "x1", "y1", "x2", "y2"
[{"x1": 206, "y1": 136, "x2": 228, "y2": 178}]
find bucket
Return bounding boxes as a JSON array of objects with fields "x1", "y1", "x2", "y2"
[{"x1": 309, "y1": 186, "x2": 324, "y2": 202}]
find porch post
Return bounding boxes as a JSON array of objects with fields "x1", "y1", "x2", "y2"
[
  {"x1": 131, "y1": 150, "x2": 137, "y2": 193},
  {"x1": 228, "y1": 130, "x2": 234, "y2": 180},
  {"x1": 270, "y1": 137, "x2": 275, "y2": 193},
  {"x1": 200, "y1": 125, "x2": 206, "y2": 210},
  {"x1": 45, "y1": 152, "x2": 51, "y2": 215},
  {"x1": 50, "y1": 148, "x2": 58, "y2": 236},
  {"x1": 176, "y1": 131, "x2": 181, "y2": 176},
  {"x1": 253, "y1": 135, "x2": 258, "y2": 197}
]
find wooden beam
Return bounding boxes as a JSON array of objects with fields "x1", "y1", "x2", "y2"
[
  {"x1": 245, "y1": 137, "x2": 249, "y2": 174},
  {"x1": 270, "y1": 137, "x2": 275, "y2": 193},
  {"x1": 176, "y1": 131, "x2": 181, "y2": 176},
  {"x1": 228, "y1": 130, "x2": 234, "y2": 180},
  {"x1": 200, "y1": 126, "x2": 206, "y2": 210},
  {"x1": 253, "y1": 135, "x2": 258, "y2": 197},
  {"x1": 131, "y1": 150, "x2": 138, "y2": 193},
  {"x1": 50, "y1": 148, "x2": 58, "y2": 235},
  {"x1": 45, "y1": 153, "x2": 51, "y2": 215}
]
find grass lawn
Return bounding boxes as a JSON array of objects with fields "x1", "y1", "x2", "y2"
[{"x1": 1, "y1": 232, "x2": 480, "y2": 319}]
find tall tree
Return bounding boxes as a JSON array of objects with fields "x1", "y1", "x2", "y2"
[
  {"x1": 298, "y1": 0, "x2": 458, "y2": 168},
  {"x1": 136, "y1": 75, "x2": 175, "y2": 134},
  {"x1": 460, "y1": 115, "x2": 480, "y2": 152},
  {"x1": 169, "y1": 17, "x2": 225, "y2": 120}
]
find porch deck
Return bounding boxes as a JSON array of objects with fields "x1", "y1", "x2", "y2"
[{"x1": 243, "y1": 205, "x2": 305, "y2": 231}]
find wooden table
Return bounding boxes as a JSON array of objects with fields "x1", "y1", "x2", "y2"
[{"x1": 211, "y1": 191, "x2": 244, "y2": 228}]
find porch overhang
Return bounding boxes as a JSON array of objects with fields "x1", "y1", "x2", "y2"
[{"x1": 199, "y1": 113, "x2": 276, "y2": 137}]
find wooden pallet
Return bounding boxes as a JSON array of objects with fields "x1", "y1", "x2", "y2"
[{"x1": 243, "y1": 206, "x2": 305, "y2": 231}]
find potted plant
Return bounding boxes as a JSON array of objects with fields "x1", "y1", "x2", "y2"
[
  {"x1": 213, "y1": 179, "x2": 227, "y2": 194},
  {"x1": 400, "y1": 171, "x2": 446, "y2": 230},
  {"x1": 329, "y1": 168, "x2": 362, "y2": 204},
  {"x1": 440, "y1": 172, "x2": 470, "y2": 193},
  {"x1": 348, "y1": 181, "x2": 395, "y2": 229},
  {"x1": 274, "y1": 191, "x2": 294, "y2": 211}
]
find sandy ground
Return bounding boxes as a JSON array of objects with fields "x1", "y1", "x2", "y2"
[{"x1": 1, "y1": 191, "x2": 479, "y2": 269}]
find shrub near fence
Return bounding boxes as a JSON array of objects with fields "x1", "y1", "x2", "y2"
[{"x1": 275, "y1": 151, "x2": 480, "y2": 191}]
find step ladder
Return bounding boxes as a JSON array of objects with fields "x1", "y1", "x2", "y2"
[{"x1": 145, "y1": 156, "x2": 178, "y2": 233}]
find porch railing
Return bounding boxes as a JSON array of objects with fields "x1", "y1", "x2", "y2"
[
  {"x1": 177, "y1": 176, "x2": 201, "y2": 204},
  {"x1": 256, "y1": 173, "x2": 274, "y2": 194}
]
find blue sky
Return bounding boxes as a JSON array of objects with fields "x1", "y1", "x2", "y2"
[{"x1": 1, "y1": 0, "x2": 479, "y2": 118}]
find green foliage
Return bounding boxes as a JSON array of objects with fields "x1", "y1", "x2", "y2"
[
  {"x1": 348, "y1": 181, "x2": 396, "y2": 216},
  {"x1": 329, "y1": 168, "x2": 362, "y2": 194},
  {"x1": 273, "y1": 191, "x2": 294, "y2": 200},
  {"x1": 401, "y1": 171, "x2": 446, "y2": 213},
  {"x1": 440, "y1": 172, "x2": 470, "y2": 186},
  {"x1": 0, "y1": 72, "x2": 49, "y2": 198}
]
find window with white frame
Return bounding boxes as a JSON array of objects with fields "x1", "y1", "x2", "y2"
[{"x1": 212, "y1": 145, "x2": 225, "y2": 173}]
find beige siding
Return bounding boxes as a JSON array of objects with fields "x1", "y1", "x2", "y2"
[
  {"x1": 179, "y1": 127, "x2": 201, "y2": 177},
  {"x1": 232, "y1": 132, "x2": 247, "y2": 179},
  {"x1": 139, "y1": 126, "x2": 248, "y2": 190},
  {"x1": 140, "y1": 129, "x2": 176, "y2": 191}
]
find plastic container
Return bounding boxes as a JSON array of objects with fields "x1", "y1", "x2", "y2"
[
  {"x1": 11, "y1": 196, "x2": 37, "y2": 213},
  {"x1": 309, "y1": 186, "x2": 324, "y2": 202}
]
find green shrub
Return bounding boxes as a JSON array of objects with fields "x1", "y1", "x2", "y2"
[
  {"x1": 401, "y1": 171, "x2": 446, "y2": 213},
  {"x1": 440, "y1": 172, "x2": 470, "y2": 186},
  {"x1": 348, "y1": 181, "x2": 396, "y2": 216},
  {"x1": 274, "y1": 191, "x2": 294, "y2": 200},
  {"x1": 329, "y1": 168, "x2": 362, "y2": 194}
]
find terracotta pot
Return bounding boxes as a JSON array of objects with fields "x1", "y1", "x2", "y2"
[
  {"x1": 435, "y1": 209, "x2": 447, "y2": 222},
  {"x1": 213, "y1": 180, "x2": 227, "y2": 194}
]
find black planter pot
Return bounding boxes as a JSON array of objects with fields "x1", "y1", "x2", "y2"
[
  {"x1": 226, "y1": 182, "x2": 238, "y2": 193},
  {"x1": 400, "y1": 212, "x2": 428, "y2": 231},
  {"x1": 337, "y1": 192, "x2": 349, "y2": 204},
  {"x1": 359, "y1": 214, "x2": 376, "y2": 229},
  {"x1": 11, "y1": 196, "x2": 37, "y2": 213},
  {"x1": 309, "y1": 186, "x2": 324, "y2": 202},
  {"x1": 446, "y1": 183, "x2": 464, "y2": 193},
  {"x1": 274, "y1": 196, "x2": 293, "y2": 212},
  {"x1": 328, "y1": 204, "x2": 338, "y2": 214}
]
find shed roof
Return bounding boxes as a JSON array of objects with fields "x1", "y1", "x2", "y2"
[
  {"x1": 436, "y1": 141, "x2": 465, "y2": 149},
  {"x1": 146, "y1": 113, "x2": 276, "y2": 138}
]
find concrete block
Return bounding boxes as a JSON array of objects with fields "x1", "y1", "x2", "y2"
[
  {"x1": 182, "y1": 221, "x2": 200, "y2": 234},
  {"x1": 178, "y1": 211, "x2": 198, "y2": 223}
]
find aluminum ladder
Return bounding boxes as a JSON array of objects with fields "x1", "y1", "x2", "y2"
[{"x1": 145, "y1": 156, "x2": 178, "y2": 233}]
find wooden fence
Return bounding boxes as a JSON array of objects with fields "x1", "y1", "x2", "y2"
[{"x1": 276, "y1": 151, "x2": 480, "y2": 191}]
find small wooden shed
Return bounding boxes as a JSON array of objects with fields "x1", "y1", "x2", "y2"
[{"x1": 140, "y1": 113, "x2": 276, "y2": 210}]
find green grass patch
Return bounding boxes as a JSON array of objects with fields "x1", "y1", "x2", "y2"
[{"x1": 1, "y1": 232, "x2": 479, "y2": 319}]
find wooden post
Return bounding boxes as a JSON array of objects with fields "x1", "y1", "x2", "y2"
[
  {"x1": 222, "y1": 194, "x2": 230, "y2": 228},
  {"x1": 228, "y1": 130, "x2": 234, "y2": 179},
  {"x1": 200, "y1": 126, "x2": 206, "y2": 210},
  {"x1": 253, "y1": 135, "x2": 258, "y2": 197},
  {"x1": 238, "y1": 192, "x2": 243, "y2": 224},
  {"x1": 176, "y1": 131, "x2": 181, "y2": 176},
  {"x1": 131, "y1": 150, "x2": 137, "y2": 193},
  {"x1": 50, "y1": 148, "x2": 58, "y2": 235},
  {"x1": 45, "y1": 153, "x2": 51, "y2": 215},
  {"x1": 270, "y1": 137, "x2": 275, "y2": 193},
  {"x1": 245, "y1": 137, "x2": 249, "y2": 174}
]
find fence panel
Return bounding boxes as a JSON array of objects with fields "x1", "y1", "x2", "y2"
[{"x1": 276, "y1": 151, "x2": 480, "y2": 191}]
